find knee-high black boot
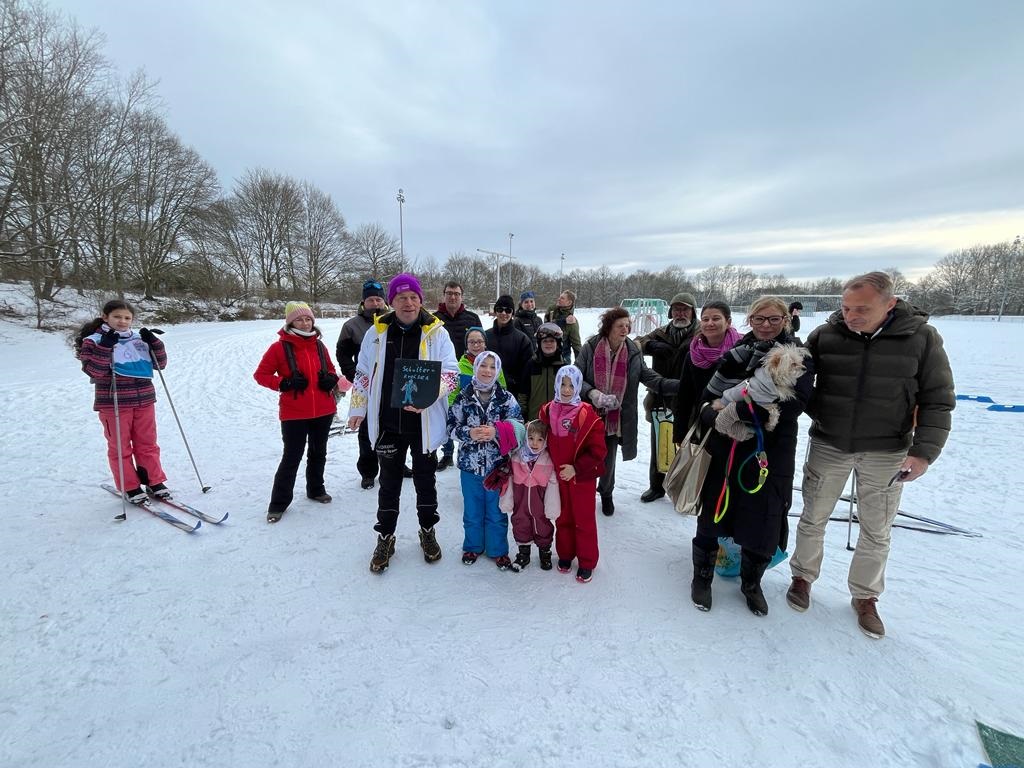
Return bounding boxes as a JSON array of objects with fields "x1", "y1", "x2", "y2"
[
  {"x1": 691, "y1": 543, "x2": 718, "y2": 611},
  {"x1": 740, "y1": 550, "x2": 770, "y2": 616}
]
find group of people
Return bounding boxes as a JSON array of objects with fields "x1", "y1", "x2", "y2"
[{"x1": 77, "y1": 269, "x2": 954, "y2": 637}]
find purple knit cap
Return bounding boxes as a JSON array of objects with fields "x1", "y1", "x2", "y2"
[{"x1": 387, "y1": 272, "x2": 423, "y2": 304}]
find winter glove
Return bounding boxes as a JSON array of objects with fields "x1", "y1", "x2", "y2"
[
  {"x1": 138, "y1": 327, "x2": 160, "y2": 346},
  {"x1": 98, "y1": 328, "x2": 119, "y2": 348},
  {"x1": 279, "y1": 372, "x2": 308, "y2": 393},
  {"x1": 317, "y1": 371, "x2": 340, "y2": 392},
  {"x1": 596, "y1": 393, "x2": 619, "y2": 410}
]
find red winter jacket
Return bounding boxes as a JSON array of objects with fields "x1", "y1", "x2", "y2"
[
  {"x1": 538, "y1": 401, "x2": 607, "y2": 482},
  {"x1": 254, "y1": 329, "x2": 339, "y2": 422}
]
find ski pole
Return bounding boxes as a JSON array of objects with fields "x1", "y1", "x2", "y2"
[
  {"x1": 146, "y1": 329, "x2": 211, "y2": 493},
  {"x1": 845, "y1": 470, "x2": 857, "y2": 552},
  {"x1": 111, "y1": 362, "x2": 129, "y2": 521}
]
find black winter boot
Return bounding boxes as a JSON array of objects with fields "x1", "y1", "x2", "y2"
[
  {"x1": 538, "y1": 547, "x2": 553, "y2": 571},
  {"x1": 740, "y1": 551, "x2": 770, "y2": 616},
  {"x1": 691, "y1": 543, "x2": 717, "y2": 611},
  {"x1": 601, "y1": 495, "x2": 615, "y2": 516},
  {"x1": 513, "y1": 544, "x2": 531, "y2": 570}
]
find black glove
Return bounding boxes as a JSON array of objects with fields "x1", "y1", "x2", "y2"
[
  {"x1": 139, "y1": 327, "x2": 160, "y2": 346},
  {"x1": 279, "y1": 372, "x2": 308, "y2": 393},
  {"x1": 98, "y1": 328, "x2": 119, "y2": 348},
  {"x1": 317, "y1": 371, "x2": 340, "y2": 392}
]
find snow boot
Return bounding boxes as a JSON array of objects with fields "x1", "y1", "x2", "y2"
[
  {"x1": 307, "y1": 491, "x2": 332, "y2": 503},
  {"x1": 148, "y1": 483, "x2": 172, "y2": 499},
  {"x1": 691, "y1": 543, "x2": 717, "y2": 611},
  {"x1": 267, "y1": 509, "x2": 285, "y2": 524},
  {"x1": 740, "y1": 551, "x2": 770, "y2": 616},
  {"x1": 557, "y1": 559, "x2": 573, "y2": 573},
  {"x1": 418, "y1": 527, "x2": 442, "y2": 563},
  {"x1": 360, "y1": 476, "x2": 375, "y2": 490},
  {"x1": 370, "y1": 534, "x2": 396, "y2": 573},
  {"x1": 513, "y1": 545, "x2": 531, "y2": 570},
  {"x1": 437, "y1": 454, "x2": 454, "y2": 471},
  {"x1": 125, "y1": 487, "x2": 148, "y2": 505},
  {"x1": 461, "y1": 551, "x2": 479, "y2": 565},
  {"x1": 495, "y1": 555, "x2": 516, "y2": 571},
  {"x1": 576, "y1": 567, "x2": 593, "y2": 583},
  {"x1": 601, "y1": 494, "x2": 615, "y2": 516},
  {"x1": 538, "y1": 547, "x2": 553, "y2": 571}
]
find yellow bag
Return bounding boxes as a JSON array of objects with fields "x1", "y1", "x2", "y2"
[{"x1": 652, "y1": 409, "x2": 676, "y2": 473}]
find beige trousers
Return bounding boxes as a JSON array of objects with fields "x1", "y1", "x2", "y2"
[{"x1": 791, "y1": 438, "x2": 907, "y2": 599}]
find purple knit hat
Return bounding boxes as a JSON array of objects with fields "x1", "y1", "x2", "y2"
[{"x1": 387, "y1": 272, "x2": 423, "y2": 304}]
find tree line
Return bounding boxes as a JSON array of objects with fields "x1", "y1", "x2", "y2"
[{"x1": 2, "y1": 0, "x2": 1021, "y2": 325}]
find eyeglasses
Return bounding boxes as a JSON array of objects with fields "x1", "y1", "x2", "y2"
[
  {"x1": 495, "y1": 308, "x2": 512, "y2": 314},
  {"x1": 363, "y1": 280, "x2": 382, "y2": 291},
  {"x1": 444, "y1": 290, "x2": 462, "y2": 297},
  {"x1": 750, "y1": 315, "x2": 785, "y2": 326},
  {"x1": 467, "y1": 338, "x2": 486, "y2": 345}
]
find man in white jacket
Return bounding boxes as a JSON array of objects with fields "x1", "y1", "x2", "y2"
[{"x1": 348, "y1": 272, "x2": 459, "y2": 573}]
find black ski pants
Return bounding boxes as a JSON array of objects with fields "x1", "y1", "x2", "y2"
[
  {"x1": 374, "y1": 430, "x2": 439, "y2": 536},
  {"x1": 268, "y1": 414, "x2": 333, "y2": 514},
  {"x1": 357, "y1": 417, "x2": 379, "y2": 480}
]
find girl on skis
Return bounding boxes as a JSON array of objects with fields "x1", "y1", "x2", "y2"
[
  {"x1": 538, "y1": 365, "x2": 607, "y2": 583},
  {"x1": 447, "y1": 351, "x2": 523, "y2": 570},
  {"x1": 499, "y1": 419, "x2": 561, "y2": 571},
  {"x1": 75, "y1": 299, "x2": 171, "y2": 503},
  {"x1": 253, "y1": 301, "x2": 339, "y2": 523}
]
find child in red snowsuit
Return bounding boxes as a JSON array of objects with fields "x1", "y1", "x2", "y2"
[{"x1": 538, "y1": 365, "x2": 607, "y2": 583}]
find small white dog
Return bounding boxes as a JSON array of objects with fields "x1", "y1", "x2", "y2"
[{"x1": 712, "y1": 344, "x2": 809, "y2": 441}]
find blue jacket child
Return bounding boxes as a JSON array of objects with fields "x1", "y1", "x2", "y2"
[{"x1": 447, "y1": 351, "x2": 523, "y2": 570}]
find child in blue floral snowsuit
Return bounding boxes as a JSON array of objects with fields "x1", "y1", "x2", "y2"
[{"x1": 447, "y1": 351, "x2": 523, "y2": 570}]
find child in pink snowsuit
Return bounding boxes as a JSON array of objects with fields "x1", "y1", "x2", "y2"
[{"x1": 499, "y1": 420, "x2": 560, "y2": 571}]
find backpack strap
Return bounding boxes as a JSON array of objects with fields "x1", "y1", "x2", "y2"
[{"x1": 281, "y1": 337, "x2": 331, "y2": 378}]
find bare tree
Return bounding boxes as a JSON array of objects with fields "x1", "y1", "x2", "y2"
[
  {"x1": 349, "y1": 221, "x2": 402, "y2": 280},
  {"x1": 233, "y1": 168, "x2": 301, "y2": 295}
]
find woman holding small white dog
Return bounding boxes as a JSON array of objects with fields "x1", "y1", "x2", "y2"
[{"x1": 689, "y1": 296, "x2": 814, "y2": 617}]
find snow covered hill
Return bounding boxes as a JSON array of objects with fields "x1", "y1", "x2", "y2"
[{"x1": 0, "y1": 310, "x2": 1020, "y2": 767}]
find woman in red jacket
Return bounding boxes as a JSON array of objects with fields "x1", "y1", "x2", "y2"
[{"x1": 254, "y1": 302, "x2": 339, "y2": 523}]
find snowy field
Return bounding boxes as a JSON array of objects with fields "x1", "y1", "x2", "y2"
[{"x1": 1, "y1": 308, "x2": 1021, "y2": 768}]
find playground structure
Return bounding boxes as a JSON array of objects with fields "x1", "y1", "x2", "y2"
[{"x1": 620, "y1": 298, "x2": 668, "y2": 337}]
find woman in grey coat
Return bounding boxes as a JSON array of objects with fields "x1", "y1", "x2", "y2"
[{"x1": 577, "y1": 307, "x2": 679, "y2": 516}]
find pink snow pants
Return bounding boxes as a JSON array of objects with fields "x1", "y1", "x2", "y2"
[{"x1": 98, "y1": 403, "x2": 166, "y2": 490}]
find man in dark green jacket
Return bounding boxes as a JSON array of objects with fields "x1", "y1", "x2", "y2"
[{"x1": 787, "y1": 272, "x2": 955, "y2": 640}]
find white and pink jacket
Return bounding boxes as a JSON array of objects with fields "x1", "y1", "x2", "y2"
[{"x1": 499, "y1": 450, "x2": 561, "y2": 521}]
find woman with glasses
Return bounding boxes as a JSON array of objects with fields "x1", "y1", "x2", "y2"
[
  {"x1": 484, "y1": 294, "x2": 534, "y2": 398},
  {"x1": 688, "y1": 296, "x2": 814, "y2": 617}
]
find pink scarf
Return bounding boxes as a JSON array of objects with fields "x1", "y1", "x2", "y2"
[
  {"x1": 549, "y1": 401, "x2": 582, "y2": 437},
  {"x1": 689, "y1": 327, "x2": 741, "y2": 369},
  {"x1": 594, "y1": 337, "x2": 628, "y2": 434}
]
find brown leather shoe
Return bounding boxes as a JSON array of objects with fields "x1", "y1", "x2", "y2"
[
  {"x1": 852, "y1": 597, "x2": 885, "y2": 638},
  {"x1": 786, "y1": 577, "x2": 811, "y2": 612}
]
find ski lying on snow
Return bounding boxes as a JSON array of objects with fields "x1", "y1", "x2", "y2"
[
  {"x1": 328, "y1": 426, "x2": 358, "y2": 437},
  {"x1": 100, "y1": 483, "x2": 200, "y2": 533},
  {"x1": 147, "y1": 493, "x2": 228, "y2": 524}
]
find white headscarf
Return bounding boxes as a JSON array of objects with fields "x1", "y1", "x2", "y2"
[
  {"x1": 553, "y1": 365, "x2": 583, "y2": 405},
  {"x1": 471, "y1": 350, "x2": 502, "y2": 392}
]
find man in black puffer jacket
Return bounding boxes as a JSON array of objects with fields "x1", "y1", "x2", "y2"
[
  {"x1": 787, "y1": 271, "x2": 955, "y2": 640},
  {"x1": 513, "y1": 290, "x2": 543, "y2": 352}
]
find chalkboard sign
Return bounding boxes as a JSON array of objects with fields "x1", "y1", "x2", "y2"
[{"x1": 390, "y1": 358, "x2": 442, "y2": 409}]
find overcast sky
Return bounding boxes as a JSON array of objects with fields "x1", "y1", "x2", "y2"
[{"x1": 56, "y1": 0, "x2": 1024, "y2": 281}]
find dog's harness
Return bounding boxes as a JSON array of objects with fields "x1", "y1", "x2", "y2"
[{"x1": 713, "y1": 387, "x2": 769, "y2": 523}]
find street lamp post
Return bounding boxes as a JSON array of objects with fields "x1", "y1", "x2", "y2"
[
  {"x1": 559, "y1": 252, "x2": 566, "y2": 294},
  {"x1": 396, "y1": 188, "x2": 405, "y2": 260}
]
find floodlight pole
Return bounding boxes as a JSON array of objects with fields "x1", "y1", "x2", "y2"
[
  {"x1": 559, "y1": 252, "x2": 566, "y2": 294},
  {"x1": 396, "y1": 188, "x2": 405, "y2": 260}
]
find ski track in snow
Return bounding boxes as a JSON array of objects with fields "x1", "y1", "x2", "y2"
[{"x1": 0, "y1": 312, "x2": 1021, "y2": 767}]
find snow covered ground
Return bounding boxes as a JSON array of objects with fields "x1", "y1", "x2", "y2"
[{"x1": 1, "y1": 308, "x2": 1021, "y2": 768}]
